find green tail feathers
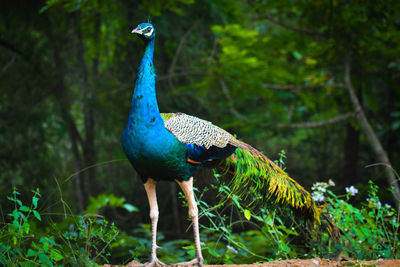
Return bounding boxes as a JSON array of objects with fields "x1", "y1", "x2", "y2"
[{"x1": 217, "y1": 142, "x2": 323, "y2": 227}]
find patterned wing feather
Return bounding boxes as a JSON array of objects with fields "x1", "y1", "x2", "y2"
[{"x1": 161, "y1": 113, "x2": 240, "y2": 149}]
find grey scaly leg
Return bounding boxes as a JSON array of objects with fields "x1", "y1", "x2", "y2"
[
  {"x1": 175, "y1": 177, "x2": 204, "y2": 266},
  {"x1": 143, "y1": 178, "x2": 165, "y2": 267}
]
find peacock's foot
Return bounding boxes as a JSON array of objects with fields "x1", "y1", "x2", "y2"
[
  {"x1": 173, "y1": 257, "x2": 204, "y2": 267},
  {"x1": 128, "y1": 257, "x2": 166, "y2": 267},
  {"x1": 144, "y1": 257, "x2": 166, "y2": 267}
]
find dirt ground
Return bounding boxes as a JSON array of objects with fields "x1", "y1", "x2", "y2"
[{"x1": 105, "y1": 258, "x2": 400, "y2": 267}]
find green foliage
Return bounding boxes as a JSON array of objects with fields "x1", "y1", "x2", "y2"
[
  {"x1": 311, "y1": 180, "x2": 400, "y2": 259},
  {"x1": 1, "y1": 178, "x2": 399, "y2": 266},
  {"x1": 186, "y1": 179, "x2": 305, "y2": 264},
  {"x1": 174, "y1": 174, "x2": 400, "y2": 264},
  {"x1": 140, "y1": 0, "x2": 195, "y2": 16},
  {"x1": 0, "y1": 188, "x2": 136, "y2": 266},
  {"x1": 2, "y1": 0, "x2": 400, "y2": 265},
  {"x1": 85, "y1": 193, "x2": 139, "y2": 214}
]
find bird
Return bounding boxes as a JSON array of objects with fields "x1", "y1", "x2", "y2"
[{"x1": 121, "y1": 22, "x2": 337, "y2": 267}]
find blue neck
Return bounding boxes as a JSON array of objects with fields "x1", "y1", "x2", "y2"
[{"x1": 128, "y1": 39, "x2": 162, "y2": 127}]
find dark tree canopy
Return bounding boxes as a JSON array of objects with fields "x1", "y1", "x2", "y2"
[{"x1": 1, "y1": 0, "x2": 400, "y2": 261}]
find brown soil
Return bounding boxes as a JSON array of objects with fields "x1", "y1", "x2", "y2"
[{"x1": 105, "y1": 258, "x2": 400, "y2": 267}]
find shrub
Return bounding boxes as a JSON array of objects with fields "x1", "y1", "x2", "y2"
[{"x1": 0, "y1": 188, "x2": 136, "y2": 266}]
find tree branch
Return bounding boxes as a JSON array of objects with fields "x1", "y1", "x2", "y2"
[
  {"x1": 1, "y1": 54, "x2": 16, "y2": 72},
  {"x1": 0, "y1": 39, "x2": 30, "y2": 61},
  {"x1": 344, "y1": 51, "x2": 400, "y2": 203},
  {"x1": 0, "y1": 38, "x2": 42, "y2": 75},
  {"x1": 157, "y1": 71, "x2": 206, "y2": 81},
  {"x1": 274, "y1": 112, "x2": 355, "y2": 129},
  {"x1": 265, "y1": 13, "x2": 326, "y2": 37},
  {"x1": 219, "y1": 79, "x2": 249, "y2": 122},
  {"x1": 207, "y1": 37, "x2": 219, "y2": 68},
  {"x1": 262, "y1": 82, "x2": 344, "y2": 94},
  {"x1": 168, "y1": 23, "x2": 198, "y2": 89}
]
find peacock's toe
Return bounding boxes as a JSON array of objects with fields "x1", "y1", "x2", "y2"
[
  {"x1": 144, "y1": 257, "x2": 166, "y2": 267},
  {"x1": 127, "y1": 257, "x2": 166, "y2": 267},
  {"x1": 173, "y1": 257, "x2": 204, "y2": 267}
]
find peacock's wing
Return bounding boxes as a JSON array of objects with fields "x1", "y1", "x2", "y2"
[{"x1": 160, "y1": 113, "x2": 239, "y2": 163}]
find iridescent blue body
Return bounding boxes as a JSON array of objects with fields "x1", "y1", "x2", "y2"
[
  {"x1": 121, "y1": 24, "x2": 200, "y2": 182},
  {"x1": 120, "y1": 25, "x2": 336, "y2": 264}
]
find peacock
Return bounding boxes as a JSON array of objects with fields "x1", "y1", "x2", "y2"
[{"x1": 121, "y1": 22, "x2": 337, "y2": 267}]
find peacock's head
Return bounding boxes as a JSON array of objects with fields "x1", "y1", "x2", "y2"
[{"x1": 131, "y1": 23, "x2": 155, "y2": 41}]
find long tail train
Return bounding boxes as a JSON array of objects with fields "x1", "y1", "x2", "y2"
[{"x1": 216, "y1": 141, "x2": 340, "y2": 239}]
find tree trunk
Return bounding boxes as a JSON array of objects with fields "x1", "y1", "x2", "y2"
[
  {"x1": 46, "y1": 12, "x2": 89, "y2": 210},
  {"x1": 344, "y1": 53, "x2": 400, "y2": 204},
  {"x1": 75, "y1": 10, "x2": 99, "y2": 197},
  {"x1": 385, "y1": 84, "x2": 395, "y2": 161}
]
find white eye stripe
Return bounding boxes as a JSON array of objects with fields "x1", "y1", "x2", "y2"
[{"x1": 143, "y1": 27, "x2": 154, "y2": 37}]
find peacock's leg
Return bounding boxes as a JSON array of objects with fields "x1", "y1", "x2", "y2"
[
  {"x1": 142, "y1": 178, "x2": 165, "y2": 267},
  {"x1": 175, "y1": 177, "x2": 204, "y2": 267}
]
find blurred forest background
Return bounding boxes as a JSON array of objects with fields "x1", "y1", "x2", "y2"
[{"x1": 1, "y1": 0, "x2": 400, "y2": 265}]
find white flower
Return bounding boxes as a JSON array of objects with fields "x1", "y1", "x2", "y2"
[
  {"x1": 317, "y1": 185, "x2": 326, "y2": 192},
  {"x1": 345, "y1": 185, "x2": 358, "y2": 196},
  {"x1": 312, "y1": 182, "x2": 328, "y2": 191},
  {"x1": 226, "y1": 245, "x2": 238, "y2": 254},
  {"x1": 385, "y1": 203, "x2": 391, "y2": 209},
  {"x1": 328, "y1": 179, "x2": 335, "y2": 186},
  {"x1": 367, "y1": 198, "x2": 382, "y2": 208},
  {"x1": 312, "y1": 191, "x2": 325, "y2": 202}
]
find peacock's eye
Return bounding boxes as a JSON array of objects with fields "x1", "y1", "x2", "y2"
[{"x1": 146, "y1": 27, "x2": 152, "y2": 32}]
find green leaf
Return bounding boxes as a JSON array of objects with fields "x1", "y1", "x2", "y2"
[
  {"x1": 220, "y1": 226, "x2": 229, "y2": 233},
  {"x1": 19, "y1": 206, "x2": 30, "y2": 212},
  {"x1": 244, "y1": 209, "x2": 251, "y2": 220},
  {"x1": 265, "y1": 216, "x2": 274, "y2": 226},
  {"x1": 12, "y1": 219, "x2": 19, "y2": 229},
  {"x1": 279, "y1": 243, "x2": 291, "y2": 254},
  {"x1": 305, "y1": 57, "x2": 317, "y2": 65},
  {"x1": 355, "y1": 213, "x2": 364, "y2": 222},
  {"x1": 391, "y1": 111, "x2": 400, "y2": 117},
  {"x1": 12, "y1": 209, "x2": 20, "y2": 219},
  {"x1": 292, "y1": 51, "x2": 303, "y2": 59},
  {"x1": 278, "y1": 225, "x2": 298, "y2": 236},
  {"x1": 23, "y1": 222, "x2": 30, "y2": 234},
  {"x1": 38, "y1": 253, "x2": 50, "y2": 264},
  {"x1": 27, "y1": 249, "x2": 37, "y2": 257},
  {"x1": 32, "y1": 197, "x2": 39, "y2": 209},
  {"x1": 392, "y1": 120, "x2": 400, "y2": 131},
  {"x1": 123, "y1": 203, "x2": 138, "y2": 212},
  {"x1": 204, "y1": 211, "x2": 215, "y2": 218},
  {"x1": 33, "y1": 210, "x2": 41, "y2": 221},
  {"x1": 50, "y1": 249, "x2": 64, "y2": 261},
  {"x1": 207, "y1": 247, "x2": 221, "y2": 257}
]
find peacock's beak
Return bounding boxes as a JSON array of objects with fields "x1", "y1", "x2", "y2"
[{"x1": 131, "y1": 26, "x2": 142, "y2": 35}]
